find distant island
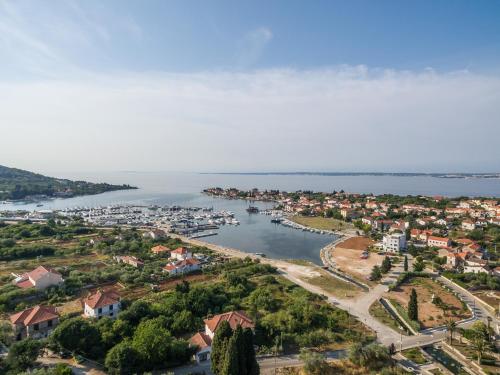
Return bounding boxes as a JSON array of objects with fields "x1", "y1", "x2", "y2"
[
  {"x1": 202, "y1": 172, "x2": 500, "y2": 179},
  {"x1": 0, "y1": 165, "x2": 137, "y2": 201}
]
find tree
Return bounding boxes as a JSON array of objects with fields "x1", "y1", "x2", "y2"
[
  {"x1": 408, "y1": 288, "x2": 419, "y2": 321},
  {"x1": 105, "y1": 340, "x2": 142, "y2": 374},
  {"x1": 445, "y1": 319, "x2": 457, "y2": 345},
  {"x1": 211, "y1": 320, "x2": 233, "y2": 375},
  {"x1": 299, "y1": 348, "x2": 328, "y2": 375},
  {"x1": 348, "y1": 342, "x2": 391, "y2": 370},
  {"x1": 221, "y1": 334, "x2": 239, "y2": 375},
  {"x1": 50, "y1": 317, "x2": 102, "y2": 358},
  {"x1": 470, "y1": 330, "x2": 488, "y2": 365},
  {"x1": 370, "y1": 265, "x2": 382, "y2": 281},
  {"x1": 243, "y1": 328, "x2": 259, "y2": 375},
  {"x1": 381, "y1": 256, "x2": 392, "y2": 273},
  {"x1": 5, "y1": 338, "x2": 42, "y2": 373},
  {"x1": 413, "y1": 260, "x2": 425, "y2": 272},
  {"x1": 403, "y1": 255, "x2": 408, "y2": 272},
  {"x1": 132, "y1": 318, "x2": 173, "y2": 368}
]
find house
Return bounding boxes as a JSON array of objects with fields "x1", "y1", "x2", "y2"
[
  {"x1": 83, "y1": 290, "x2": 121, "y2": 319},
  {"x1": 114, "y1": 255, "x2": 144, "y2": 268},
  {"x1": 461, "y1": 220, "x2": 476, "y2": 231},
  {"x1": 427, "y1": 236, "x2": 451, "y2": 248},
  {"x1": 13, "y1": 266, "x2": 64, "y2": 290},
  {"x1": 382, "y1": 233, "x2": 406, "y2": 253},
  {"x1": 464, "y1": 264, "x2": 490, "y2": 274},
  {"x1": 151, "y1": 245, "x2": 170, "y2": 255},
  {"x1": 170, "y1": 247, "x2": 192, "y2": 261},
  {"x1": 189, "y1": 311, "x2": 254, "y2": 364},
  {"x1": 163, "y1": 258, "x2": 200, "y2": 275},
  {"x1": 10, "y1": 305, "x2": 59, "y2": 341},
  {"x1": 143, "y1": 229, "x2": 166, "y2": 240}
]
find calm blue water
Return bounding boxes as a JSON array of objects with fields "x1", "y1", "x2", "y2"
[{"x1": 2, "y1": 172, "x2": 499, "y2": 264}]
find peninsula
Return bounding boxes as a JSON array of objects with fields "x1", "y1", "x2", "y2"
[{"x1": 0, "y1": 165, "x2": 137, "y2": 201}]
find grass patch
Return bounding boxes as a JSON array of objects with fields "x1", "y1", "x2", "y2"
[
  {"x1": 301, "y1": 269, "x2": 361, "y2": 298},
  {"x1": 402, "y1": 348, "x2": 428, "y2": 364},
  {"x1": 369, "y1": 300, "x2": 407, "y2": 335},
  {"x1": 290, "y1": 216, "x2": 353, "y2": 231},
  {"x1": 388, "y1": 298, "x2": 421, "y2": 332}
]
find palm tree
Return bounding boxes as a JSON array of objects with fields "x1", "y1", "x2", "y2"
[
  {"x1": 470, "y1": 332, "x2": 487, "y2": 365},
  {"x1": 445, "y1": 319, "x2": 457, "y2": 345}
]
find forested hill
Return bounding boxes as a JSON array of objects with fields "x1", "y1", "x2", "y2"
[{"x1": 0, "y1": 165, "x2": 137, "y2": 200}]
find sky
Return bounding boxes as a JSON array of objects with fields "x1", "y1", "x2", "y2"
[{"x1": 1, "y1": 0, "x2": 500, "y2": 173}]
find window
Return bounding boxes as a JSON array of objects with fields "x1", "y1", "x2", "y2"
[
  {"x1": 33, "y1": 324, "x2": 39, "y2": 331},
  {"x1": 48, "y1": 320, "x2": 53, "y2": 327},
  {"x1": 98, "y1": 308, "x2": 102, "y2": 314},
  {"x1": 109, "y1": 304, "x2": 113, "y2": 311},
  {"x1": 110, "y1": 312, "x2": 114, "y2": 317}
]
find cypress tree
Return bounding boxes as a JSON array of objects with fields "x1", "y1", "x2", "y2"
[
  {"x1": 381, "y1": 256, "x2": 391, "y2": 273},
  {"x1": 404, "y1": 255, "x2": 408, "y2": 272},
  {"x1": 221, "y1": 334, "x2": 240, "y2": 375},
  {"x1": 233, "y1": 325, "x2": 247, "y2": 375},
  {"x1": 244, "y1": 328, "x2": 260, "y2": 375},
  {"x1": 408, "y1": 288, "x2": 419, "y2": 321},
  {"x1": 211, "y1": 320, "x2": 233, "y2": 375}
]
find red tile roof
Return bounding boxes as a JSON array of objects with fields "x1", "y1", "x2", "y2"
[
  {"x1": 84, "y1": 290, "x2": 120, "y2": 309},
  {"x1": 189, "y1": 332, "x2": 212, "y2": 350},
  {"x1": 171, "y1": 247, "x2": 189, "y2": 255},
  {"x1": 204, "y1": 311, "x2": 254, "y2": 333},
  {"x1": 28, "y1": 265, "x2": 61, "y2": 281},
  {"x1": 151, "y1": 245, "x2": 170, "y2": 253},
  {"x1": 10, "y1": 305, "x2": 58, "y2": 326}
]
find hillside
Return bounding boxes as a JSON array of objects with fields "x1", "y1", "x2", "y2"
[{"x1": 0, "y1": 165, "x2": 136, "y2": 201}]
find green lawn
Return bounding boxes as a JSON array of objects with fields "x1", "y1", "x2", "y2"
[
  {"x1": 369, "y1": 300, "x2": 407, "y2": 335},
  {"x1": 402, "y1": 348, "x2": 428, "y2": 364},
  {"x1": 290, "y1": 216, "x2": 353, "y2": 231}
]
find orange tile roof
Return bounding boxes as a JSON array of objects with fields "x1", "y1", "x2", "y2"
[
  {"x1": 28, "y1": 265, "x2": 61, "y2": 281},
  {"x1": 151, "y1": 245, "x2": 170, "y2": 253},
  {"x1": 171, "y1": 247, "x2": 189, "y2": 254},
  {"x1": 84, "y1": 290, "x2": 120, "y2": 309},
  {"x1": 204, "y1": 311, "x2": 254, "y2": 333},
  {"x1": 189, "y1": 332, "x2": 212, "y2": 350},
  {"x1": 10, "y1": 305, "x2": 58, "y2": 326}
]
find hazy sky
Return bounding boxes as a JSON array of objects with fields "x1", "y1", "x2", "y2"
[{"x1": 1, "y1": 0, "x2": 500, "y2": 173}]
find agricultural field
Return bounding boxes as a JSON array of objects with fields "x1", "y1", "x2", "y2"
[
  {"x1": 385, "y1": 277, "x2": 471, "y2": 329},
  {"x1": 290, "y1": 216, "x2": 354, "y2": 231}
]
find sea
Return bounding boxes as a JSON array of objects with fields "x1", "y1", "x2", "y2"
[{"x1": 2, "y1": 172, "x2": 500, "y2": 264}]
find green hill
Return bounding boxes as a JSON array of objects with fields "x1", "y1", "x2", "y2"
[{"x1": 0, "y1": 165, "x2": 137, "y2": 201}]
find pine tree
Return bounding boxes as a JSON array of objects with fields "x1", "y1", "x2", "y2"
[
  {"x1": 221, "y1": 334, "x2": 240, "y2": 375},
  {"x1": 211, "y1": 320, "x2": 233, "y2": 375},
  {"x1": 243, "y1": 327, "x2": 259, "y2": 375},
  {"x1": 408, "y1": 288, "x2": 419, "y2": 321},
  {"x1": 404, "y1": 255, "x2": 408, "y2": 272}
]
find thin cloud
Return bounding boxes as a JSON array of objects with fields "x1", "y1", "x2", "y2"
[
  {"x1": 236, "y1": 27, "x2": 273, "y2": 67},
  {"x1": 0, "y1": 67, "x2": 499, "y2": 173}
]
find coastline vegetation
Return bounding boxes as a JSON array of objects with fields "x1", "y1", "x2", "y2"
[{"x1": 0, "y1": 165, "x2": 136, "y2": 201}]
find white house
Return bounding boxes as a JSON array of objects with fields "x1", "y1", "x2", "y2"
[
  {"x1": 14, "y1": 266, "x2": 64, "y2": 290},
  {"x1": 427, "y1": 236, "x2": 451, "y2": 248},
  {"x1": 163, "y1": 258, "x2": 200, "y2": 275},
  {"x1": 83, "y1": 290, "x2": 121, "y2": 319},
  {"x1": 189, "y1": 311, "x2": 254, "y2": 364},
  {"x1": 382, "y1": 233, "x2": 406, "y2": 253},
  {"x1": 461, "y1": 220, "x2": 476, "y2": 231},
  {"x1": 170, "y1": 247, "x2": 192, "y2": 261}
]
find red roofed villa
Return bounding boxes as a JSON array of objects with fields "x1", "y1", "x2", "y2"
[
  {"x1": 83, "y1": 290, "x2": 121, "y2": 319},
  {"x1": 151, "y1": 245, "x2": 170, "y2": 255},
  {"x1": 189, "y1": 311, "x2": 254, "y2": 364},
  {"x1": 13, "y1": 265, "x2": 64, "y2": 290},
  {"x1": 170, "y1": 247, "x2": 192, "y2": 260},
  {"x1": 163, "y1": 258, "x2": 200, "y2": 275},
  {"x1": 10, "y1": 305, "x2": 59, "y2": 340}
]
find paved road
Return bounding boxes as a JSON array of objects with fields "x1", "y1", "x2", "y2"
[{"x1": 173, "y1": 350, "x2": 346, "y2": 375}]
